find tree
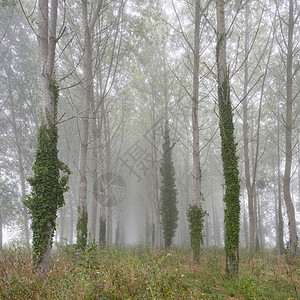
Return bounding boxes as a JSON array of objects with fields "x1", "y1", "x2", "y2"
[
  {"x1": 160, "y1": 123, "x2": 178, "y2": 249},
  {"x1": 188, "y1": 0, "x2": 207, "y2": 262},
  {"x1": 0, "y1": 180, "x2": 17, "y2": 250},
  {"x1": 76, "y1": 0, "x2": 102, "y2": 249},
  {"x1": 0, "y1": 2, "x2": 40, "y2": 246},
  {"x1": 280, "y1": 0, "x2": 299, "y2": 263},
  {"x1": 216, "y1": 0, "x2": 240, "y2": 275},
  {"x1": 24, "y1": 0, "x2": 69, "y2": 271},
  {"x1": 241, "y1": 1, "x2": 276, "y2": 254}
]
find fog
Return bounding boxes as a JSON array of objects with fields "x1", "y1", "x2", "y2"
[{"x1": 0, "y1": 0, "x2": 299, "y2": 257}]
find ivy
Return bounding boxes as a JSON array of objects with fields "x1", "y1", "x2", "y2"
[
  {"x1": 76, "y1": 208, "x2": 88, "y2": 250},
  {"x1": 160, "y1": 125, "x2": 178, "y2": 249},
  {"x1": 187, "y1": 204, "x2": 206, "y2": 262},
  {"x1": 217, "y1": 37, "x2": 241, "y2": 275},
  {"x1": 24, "y1": 79, "x2": 70, "y2": 265},
  {"x1": 99, "y1": 216, "x2": 106, "y2": 247}
]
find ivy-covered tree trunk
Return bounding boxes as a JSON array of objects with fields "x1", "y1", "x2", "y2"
[
  {"x1": 25, "y1": 80, "x2": 70, "y2": 271},
  {"x1": 160, "y1": 123, "x2": 178, "y2": 249},
  {"x1": 24, "y1": 0, "x2": 70, "y2": 272},
  {"x1": 216, "y1": 0, "x2": 240, "y2": 276},
  {"x1": 99, "y1": 212, "x2": 106, "y2": 246}
]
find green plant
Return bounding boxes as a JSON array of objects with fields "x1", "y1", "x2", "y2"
[
  {"x1": 76, "y1": 208, "x2": 88, "y2": 250},
  {"x1": 238, "y1": 275, "x2": 263, "y2": 299},
  {"x1": 24, "y1": 79, "x2": 70, "y2": 265},
  {"x1": 186, "y1": 204, "x2": 206, "y2": 262},
  {"x1": 216, "y1": 35, "x2": 241, "y2": 276},
  {"x1": 160, "y1": 125, "x2": 178, "y2": 249},
  {"x1": 99, "y1": 216, "x2": 106, "y2": 246}
]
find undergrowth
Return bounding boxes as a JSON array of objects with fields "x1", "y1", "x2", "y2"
[{"x1": 0, "y1": 245, "x2": 299, "y2": 299}]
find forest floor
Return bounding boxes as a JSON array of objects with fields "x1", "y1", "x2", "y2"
[{"x1": 0, "y1": 245, "x2": 299, "y2": 299}]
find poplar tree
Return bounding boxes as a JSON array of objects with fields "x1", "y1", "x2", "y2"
[
  {"x1": 216, "y1": 0, "x2": 240, "y2": 276},
  {"x1": 24, "y1": 0, "x2": 69, "y2": 272},
  {"x1": 160, "y1": 124, "x2": 178, "y2": 249},
  {"x1": 188, "y1": 0, "x2": 206, "y2": 263}
]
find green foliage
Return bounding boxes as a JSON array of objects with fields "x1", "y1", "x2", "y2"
[
  {"x1": 76, "y1": 208, "x2": 88, "y2": 250},
  {"x1": 186, "y1": 204, "x2": 206, "y2": 261},
  {"x1": 160, "y1": 126, "x2": 178, "y2": 249},
  {"x1": 1, "y1": 0, "x2": 17, "y2": 7},
  {"x1": 0, "y1": 247, "x2": 298, "y2": 299},
  {"x1": 24, "y1": 80, "x2": 70, "y2": 264},
  {"x1": 217, "y1": 40, "x2": 241, "y2": 275},
  {"x1": 238, "y1": 275, "x2": 264, "y2": 299},
  {"x1": 99, "y1": 217, "x2": 106, "y2": 246}
]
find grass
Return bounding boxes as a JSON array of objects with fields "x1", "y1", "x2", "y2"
[{"x1": 0, "y1": 245, "x2": 299, "y2": 299}]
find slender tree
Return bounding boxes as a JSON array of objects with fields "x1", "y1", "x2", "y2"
[
  {"x1": 76, "y1": 0, "x2": 102, "y2": 249},
  {"x1": 25, "y1": 0, "x2": 70, "y2": 271},
  {"x1": 187, "y1": 0, "x2": 207, "y2": 263},
  {"x1": 216, "y1": 0, "x2": 240, "y2": 275},
  {"x1": 282, "y1": 0, "x2": 298, "y2": 263},
  {"x1": 242, "y1": 2, "x2": 256, "y2": 255},
  {"x1": 160, "y1": 123, "x2": 178, "y2": 249}
]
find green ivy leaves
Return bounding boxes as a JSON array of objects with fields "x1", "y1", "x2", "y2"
[
  {"x1": 187, "y1": 204, "x2": 206, "y2": 262},
  {"x1": 24, "y1": 79, "x2": 70, "y2": 265}
]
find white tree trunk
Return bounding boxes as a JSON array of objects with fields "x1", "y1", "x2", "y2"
[
  {"x1": 283, "y1": 0, "x2": 298, "y2": 262},
  {"x1": 78, "y1": 0, "x2": 102, "y2": 247},
  {"x1": 242, "y1": 3, "x2": 256, "y2": 254},
  {"x1": 192, "y1": 0, "x2": 201, "y2": 208}
]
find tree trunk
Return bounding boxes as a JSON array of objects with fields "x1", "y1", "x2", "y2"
[
  {"x1": 211, "y1": 172, "x2": 220, "y2": 246},
  {"x1": 192, "y1": 0, "x2": 201, "y2": 208},
  {"x1": 89, "y1": 109, "x2": 99, "y2": 242},
  {"x1": 205, "y1": 216, "x2": 209, "y2": 247},
  {"x1": 257, "y1": 195, "x2": 264, "y2": 249},
  {"x1": 98, "y1": 114, "x2": 106, "y2": 246},
  {"x1": 150, "y1": 87, "x2": 161, "y2": 248},
  {"x1": 243, "y1": 200, "x2": 249, "y2": 249},
  {"x1": 69, "y1": 193, "x2": 74, "y2": 243},
  {"x1": 278, "y1": 193, "x2": 284, "y2": 254},
  {"x1": 283, "y1": 0, "x2": 298, "y2": 263},
  {"x1": 77, "y1": 0, "x2": 97, "y2": 249},
  {"x1": 253, "y1": 185, "x2": 260, "y2": 252},
  {"x1": 276, "y1": 101, "x2": 285, "y2": 255},
  {"x1": 298, "y1": 130, "x2": 300, "y2": 216},
  {"x1": 103, "y1": 109, "x2": 113, "y2": 245},
  {"x1": 216, "y1": 0, "x2": 240, "y2": 276},
  {"x1": 0, "y1": 209, "x2": 2, "y2": 251},
  {"x1": 35, "y1": 0, "x2": 58, "y2": 272},
  {"x1": 59, "y1": 206, "x2": 65, "y2": 245},
  {"x1": 242, "y1": 3, "x2": 255, "y2": 255}
]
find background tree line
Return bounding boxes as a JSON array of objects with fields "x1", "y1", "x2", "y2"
[{"x1": 0, "y1": 0, "x2": 299, "y2": 275}]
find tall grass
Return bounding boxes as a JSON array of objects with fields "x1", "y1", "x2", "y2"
[{"x1": 0, "y1": 245, "x2": 298, "y2": 299}]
